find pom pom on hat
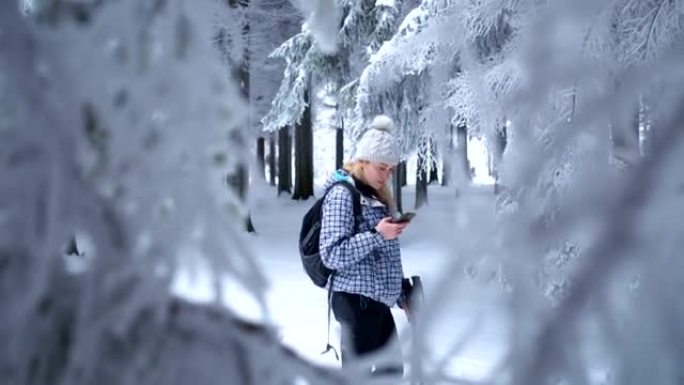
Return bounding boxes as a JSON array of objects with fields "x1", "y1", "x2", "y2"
[
  {"x1": 370, "y1": 115, "x2": 394, "y2": 132},
  {"x1": 352, "y1": 115, "x2": 400, "y2": 165}
]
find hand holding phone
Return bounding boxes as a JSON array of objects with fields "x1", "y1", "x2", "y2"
[
  {"x1": 376, "y1": 216, "x2": 412, "y2": 240},
  {"x1": 390, "y1": 212, "x2": 416, "y2": 223}
]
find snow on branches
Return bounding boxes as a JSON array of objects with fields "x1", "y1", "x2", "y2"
[{"x1": 0, "y1": 1, "x2": 343, "y2": 384}]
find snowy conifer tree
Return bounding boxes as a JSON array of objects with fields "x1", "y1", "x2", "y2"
[{"x1": 262, "y1": 0, "x2": 405, "y2": 136}]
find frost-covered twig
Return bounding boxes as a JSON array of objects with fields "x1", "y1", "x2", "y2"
[
  {"x1": 0, "y1": 1, "x2": 352, "y2": 384},
  {"x1": 515, "y1": 98, "x2": 684, "y2": 385}
]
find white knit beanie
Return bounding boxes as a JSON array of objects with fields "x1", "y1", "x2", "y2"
[{"x1": 352, "y1": 115, "x2": 401, "y2": 166}]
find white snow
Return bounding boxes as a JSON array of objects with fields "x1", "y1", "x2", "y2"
[
  {"x1": 300, "y1": 0, "x2": 340, "y2": 54},
  {"x1": 375, "y1": 0, "x2": 397, "y2": 8},
  {"x1": 173, "y1": 175, "x2": 507, "y2": 380}
]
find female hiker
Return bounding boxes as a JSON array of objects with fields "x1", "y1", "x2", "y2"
[{"x1": 320, "y1": 114, "x2": 410, "y2": 376}]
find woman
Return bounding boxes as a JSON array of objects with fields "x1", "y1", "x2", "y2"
[{"x1": 319, "y1": 114, "x2": 409, "y2": 376}]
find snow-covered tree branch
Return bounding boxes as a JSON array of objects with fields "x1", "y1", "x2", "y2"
[{"x1": 0, "y1": 1, "x2": 344, "y2": 384}]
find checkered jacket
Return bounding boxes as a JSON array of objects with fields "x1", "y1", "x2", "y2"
[{"x1": 319, "y1": 170, "x2": 404, "y2": 307}]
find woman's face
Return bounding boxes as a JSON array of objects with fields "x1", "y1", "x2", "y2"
[{"x1": 362, "y1": 161, "x2": 394, "y2": 190}]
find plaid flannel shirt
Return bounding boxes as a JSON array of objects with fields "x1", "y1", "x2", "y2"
[{"x1": 319, "y1": 171, "x2": 404, "y2": 307}]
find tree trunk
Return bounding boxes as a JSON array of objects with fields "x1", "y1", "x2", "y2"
[
  {"x1": 236, "y1": 164, "x2": 255, "y2": 232},
  {"x1": 256, "y1": 136, "x2": 265, "y2": 180},
  {"x1": 335, "y1": 125, "x2": 344, "y2": 170},
  {"x1": 393, "y1": 166, "x2": 403, "y2": 214},
  {"x1": 268, "y1": 133, "x2": 276, "y2": 186},
  {"x1": 493, "y1": 124, "x2": 507, "y2": 195},
  {"x1": 277, "y1": 126, "x2": 292, "y2": 196},
  {"x1": 225, "y1": 162, "x2": 255, "y2": 233},
  {"x1": 292, "y1": 89, "x2": 314, "y2": 200},
  {"x1": 442, "y1": 125, "x2": 454, "y2": 187},
  {"x1": 415, "y1": 137, "x2": 429, "y2": 208},
  {"x1": 441, "y1": 158, "x2": 451, "y2": 186},
  {"x1": 415, "y1": 161, "x2": 428, "y2": 209},
  {"x1": 456, "y1": 123, "x2": 470, "y2": 180},
  {"x1": 399, "y1": 160, "x2": 407, "y2": 187},
  {"x1": 429, "y1": 164, "x2": 439, "y2": 184},
  {"x1": 429, "y1": 137, "x2": 439, "y2": 184}
]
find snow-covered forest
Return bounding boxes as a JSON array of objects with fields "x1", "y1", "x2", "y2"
[{"x1": 2, "y1": 0, "x2": 684, "y2": 384}]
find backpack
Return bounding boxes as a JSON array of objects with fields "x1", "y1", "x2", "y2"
[{"x1": 298, "y1": 181, "x2": 362, "y2": 288}]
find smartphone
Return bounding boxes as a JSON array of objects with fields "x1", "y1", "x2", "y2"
[{"x1": 390, "y1": 212, "x2": 416, "y2": 223}]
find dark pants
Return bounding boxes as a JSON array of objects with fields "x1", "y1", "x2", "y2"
[{"x1": 331, "y1": 291, "x2": 403, "y2": 375}]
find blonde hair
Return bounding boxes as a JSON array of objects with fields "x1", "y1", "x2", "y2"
[{"x1": 343, "y1": 161, "x2": 397, "y2": 213}]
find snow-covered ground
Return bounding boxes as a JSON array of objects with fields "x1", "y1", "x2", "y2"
[{"x1": 173, "y1": 173, "x2": 508, "y2": 381}]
